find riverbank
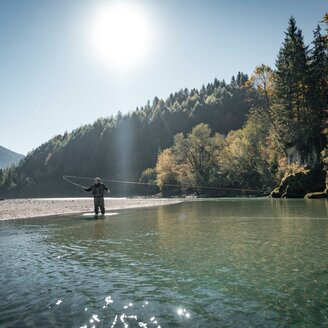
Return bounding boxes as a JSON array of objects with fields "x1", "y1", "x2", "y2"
[{"x1": 0, "y1": 197, "x2": 183, "y2": 221}]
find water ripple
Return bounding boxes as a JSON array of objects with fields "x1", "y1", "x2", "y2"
[{"x1": 1, "y1": 199, "x2": 328, "y2": 327}]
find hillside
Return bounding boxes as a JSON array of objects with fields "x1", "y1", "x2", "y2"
[
  {"x1": 0, "y1": 73, "x2": 252, "y2": 197},
  {"x1": 0, "y1": 146, "x2": 24, "y2": 169}
]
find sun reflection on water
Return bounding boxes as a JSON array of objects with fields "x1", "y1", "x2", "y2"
[
  {"x1": 75, "y1": 295, "x2": 185, "y2": 328},
  {"x1": 177, "y1": 308, "x2": 190, "y2": 318}
]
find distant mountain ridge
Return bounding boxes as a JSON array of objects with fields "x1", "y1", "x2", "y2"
[{"x1": 0, "y1": 146, "x2": 24, "y2": 169}]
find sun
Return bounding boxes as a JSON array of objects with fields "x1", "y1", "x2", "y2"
[{"x1": 89, "y1": 1, "x2": 153, "y2": 73}]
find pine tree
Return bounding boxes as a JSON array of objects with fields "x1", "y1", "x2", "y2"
[
  {"x1": 274, "y1": 17, "x2": 311, "y2": 161},
  {"x1": 308, "y1": 25, "x2": 328, "y2": 151},
  {"x1": 230, "y1": 76, "x2": 237, "y2": 87},
  {"x1": 236, "y1": 72, "x2": 249, "y2": 87},
  {"x1": 320, "y1": 13, "x2": 328, "y2": 191},
  {"x1": 275, "y1": 17, "x2": 309, "y2": 121}
]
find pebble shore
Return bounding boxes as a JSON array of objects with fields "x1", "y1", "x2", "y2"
[{"x1": 0, "y1": 197, "x2": 183, "y2": 221}]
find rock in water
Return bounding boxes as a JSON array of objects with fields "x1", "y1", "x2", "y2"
[
  {"x1": 304, "y1": 191, "x2": 328, "y2": 199},
  {"x1": 270, "y1": 168, "x2": 326, "y2": 198}
]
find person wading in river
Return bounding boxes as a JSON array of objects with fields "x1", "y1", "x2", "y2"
[{"x1": 83, "y1": 177, "x2": 110, "y2": 215}]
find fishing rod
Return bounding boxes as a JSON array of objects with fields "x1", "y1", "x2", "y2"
[
  {"x1": 63, "y1": 175, "x2": 262, "y2": 193},
  {"x1": 62, "y1": 175, "x2": 85, "y2": 188}
]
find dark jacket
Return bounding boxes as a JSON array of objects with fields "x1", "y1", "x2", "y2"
[{"x1": 84, "y1": 183, "x2": 108, "y2": 197}]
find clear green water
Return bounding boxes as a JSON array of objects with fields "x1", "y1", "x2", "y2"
[{"x1": 1, "y1": 199, "x2": 328, "y2": 328}]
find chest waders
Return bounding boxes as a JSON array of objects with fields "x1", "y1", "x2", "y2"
[{"x1": 94, "y1": 196, "x2": 105, "y2": 215}]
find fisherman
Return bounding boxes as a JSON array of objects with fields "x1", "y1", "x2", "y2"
[{"x1": 83, "y1": 177, "x2": 110, "y2": 215}]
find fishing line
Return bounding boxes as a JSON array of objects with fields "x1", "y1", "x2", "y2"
[{"x1": 63, "y1": 175, "x2": 262, "y2": 193}]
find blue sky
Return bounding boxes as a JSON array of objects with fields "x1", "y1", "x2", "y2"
[{"x1": 0, "y1": 0, "x2": 326, "y2": 154}]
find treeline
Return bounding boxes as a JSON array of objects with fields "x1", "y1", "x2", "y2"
[
  {"x1": 0, "y1": 15, "x2": 327, "y2": 198},
  {"x1": 149, "y1": 15, "x2": 328, "y2": 198},
  {"x1": 0, "y1": 72, "x2": 251, "y2": 197}
]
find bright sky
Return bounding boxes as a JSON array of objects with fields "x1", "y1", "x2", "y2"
[{"x1": 0, "y1": 0, "x2": 326, "y2": 155}]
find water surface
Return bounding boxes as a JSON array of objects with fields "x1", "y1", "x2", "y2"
[{"x1": 1, "y1": 199, "x2": 328, "y2": 327}]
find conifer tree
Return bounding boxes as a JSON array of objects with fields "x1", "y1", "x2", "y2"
[
  {"x1": 275, "y1": 17, "x2": 309, "y2": 120},
  {"x1": 308, "y1": 25, "x2": 328, "y2": 151},
  {"x1": 236, "y1": 71, "x2": 249, "y2": 87},
  {"x1": 274, "y1": 17, "x2": 311, "y2": 161}
]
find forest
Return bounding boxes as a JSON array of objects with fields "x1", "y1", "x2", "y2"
[{"x1": 0, "y1": 15, "x2": 327, "y2": 198}]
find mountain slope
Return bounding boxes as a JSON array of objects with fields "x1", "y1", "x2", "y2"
[
  {"x1": 0, "y1": 74, "x2": 252, "y2": 197},
  {"x1": 0, "y1": 146, "x2": 24, "y2": 169}
]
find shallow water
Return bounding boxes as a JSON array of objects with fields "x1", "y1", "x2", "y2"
[{"x1": 0, "y1": 198, "x2": 328, "y2": 328}]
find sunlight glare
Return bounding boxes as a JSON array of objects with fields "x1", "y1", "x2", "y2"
[{"x1": 89, "y1": 1, "x2": 153, "y2": 73}]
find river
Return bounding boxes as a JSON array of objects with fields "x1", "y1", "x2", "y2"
[{"x1": 0, "y1": 198, "x2": 327, "y2": 327}]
